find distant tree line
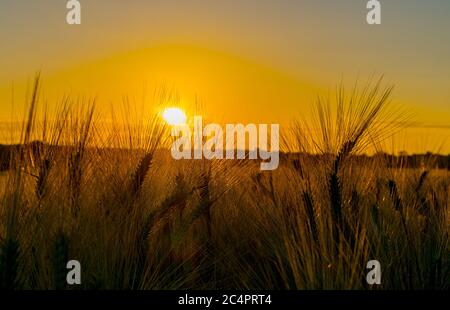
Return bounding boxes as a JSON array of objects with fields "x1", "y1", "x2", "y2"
[
  {"x1": 1, "y1": 142, "x2": 449, "y2": 172},
  {"x1": 283, "y1": 152, "x2": 450, "y2": 170}
]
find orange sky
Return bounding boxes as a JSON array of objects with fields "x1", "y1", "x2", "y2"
[{"x1": 0, "y1": 1, "x2": 449, "y2": 153}]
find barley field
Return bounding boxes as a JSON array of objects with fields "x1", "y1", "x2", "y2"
[{"x1": 0, "y1": 76, "x2": 448, "y2": 290}]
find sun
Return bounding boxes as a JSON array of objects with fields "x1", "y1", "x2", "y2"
[{"x1": 162, "y1": 107, "x2": 187, "y2": 126}]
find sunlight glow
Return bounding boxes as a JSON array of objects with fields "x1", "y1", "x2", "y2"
[{"x1": 162, "y1": 107, "x2": 187, "y2": 125}]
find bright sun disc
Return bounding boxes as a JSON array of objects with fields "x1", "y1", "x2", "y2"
[{"x1": 162, "y1": 107, "x2": 187, "y2": 125}]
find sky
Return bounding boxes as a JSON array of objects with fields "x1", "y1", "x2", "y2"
[{"x1": 0, "y1": 0, "x2": 449, "y2": 153}]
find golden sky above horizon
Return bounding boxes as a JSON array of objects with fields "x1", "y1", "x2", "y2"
[{"x1": 0, "y1": 1, "x2": 449, "y2": 153}]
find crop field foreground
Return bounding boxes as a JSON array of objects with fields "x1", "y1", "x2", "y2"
[{"x1": 0, "y1": 76, "x2": 449, "y2": 290}]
